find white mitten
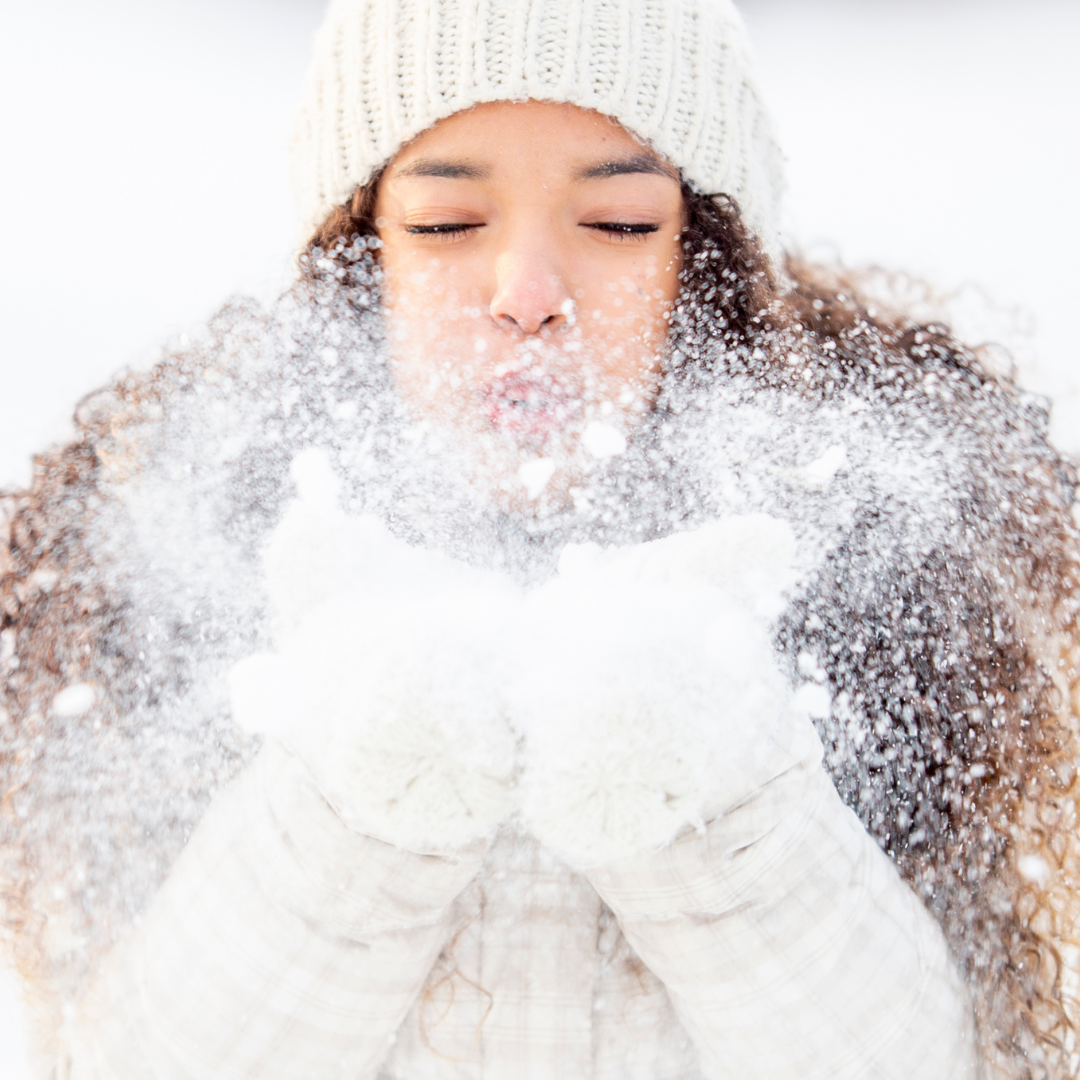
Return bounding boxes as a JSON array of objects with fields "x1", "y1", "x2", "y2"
[
  {"x1": 230, "y1": 450, "x2": 520, "y2": 854},
  {"x1": 509, "y1": 514, "x2": 822, "y2": 867}
]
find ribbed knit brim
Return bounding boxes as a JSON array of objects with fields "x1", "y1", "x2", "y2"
[{"x1": 292, "y1": 0, "x2": 785, "y2": 265}]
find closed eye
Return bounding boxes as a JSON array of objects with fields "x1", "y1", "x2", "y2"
[
  {"x1": 585, "y1": 222, "x2": 661, "y2": 240},
  {"x1": 404, "y1": 223, "x2": 483, "y2": 238}
]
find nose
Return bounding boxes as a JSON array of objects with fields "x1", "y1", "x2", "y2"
[{"x1": 489, "y1": 244, "x2": 572, "y2": 335}]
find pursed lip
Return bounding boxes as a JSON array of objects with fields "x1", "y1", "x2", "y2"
[{"x1": 480, "y1": 371, "x2": 577, "y2": 442}]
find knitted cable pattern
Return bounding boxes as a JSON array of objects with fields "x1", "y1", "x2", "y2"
[{"x1": 291, "y1": 0, "x2": 785, "y2": 263}]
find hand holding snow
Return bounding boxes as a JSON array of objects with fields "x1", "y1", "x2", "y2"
[
  {"x1": 230, "y1": 453, "x2": 823, "y2": 862},
  {"x1": 231, "y1": 450, "x2": 520, "y2": 854},
  {"x1": 510, "y1": 520, "x2": 822, "y2": 865}
]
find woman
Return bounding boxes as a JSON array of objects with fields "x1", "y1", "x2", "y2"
[{"x1": 2, "y1": 0, "x2": 1079, "y2": 1077}]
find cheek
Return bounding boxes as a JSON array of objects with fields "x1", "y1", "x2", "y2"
[
  {"x1": 384, "y1": 259, "x2": 478, "y2": 323},
  {"x1": 384, "y1": 279, "x2": 494, "y2": 420},
  {"x1": 574, "y1": 263, "x2": 677, "y2": 378},
  {"x1": 388, "y1": 314, "x2": 480, "y2": 403},
  {"x1": 383, "y1": 252, "x2": 471, "y2": 325}
]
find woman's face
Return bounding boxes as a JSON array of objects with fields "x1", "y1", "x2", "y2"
[{"x1": 374, "y1": 100, "x2": 684, "y2": 501}]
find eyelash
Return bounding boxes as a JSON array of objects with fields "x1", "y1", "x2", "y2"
[
  {"x1": 404, "y1": 223, "x2": 479, "y2": 238},
  {"x1": 585, "y1": 222, "x2": 660, "y2": 242}
]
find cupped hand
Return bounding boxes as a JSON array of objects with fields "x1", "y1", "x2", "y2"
[
  {"x1": 506, "y1": 515, "x2": 822, "y2": 866},
  {"x1": 230, "y1": 449, "x2": 521, "y2": 854},
  {"x1": 231, "y1": 454, "x2": 817, "y2": 864}
]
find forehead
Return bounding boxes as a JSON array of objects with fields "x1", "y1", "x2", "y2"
[{"x1": 386, "y1": 100, "x2": 678, "y2": 183}]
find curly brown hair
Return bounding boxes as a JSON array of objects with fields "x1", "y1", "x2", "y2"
[{"x1": 2, "y1": 177, "x2": 1080, "y2": 1079}]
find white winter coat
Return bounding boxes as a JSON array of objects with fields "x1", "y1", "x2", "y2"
[{"x1": 66, "y1": 739, "x2": 977, "y2": 1080}]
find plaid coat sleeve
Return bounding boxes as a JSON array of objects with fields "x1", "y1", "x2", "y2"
[
  {"x1": 64, "y1": 741, "x2": 486, "y2": 1080},
  {"x1": 586, "y1": 753, "x2": 979, "y2": 1080}
]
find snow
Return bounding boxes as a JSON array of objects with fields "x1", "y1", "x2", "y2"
[
  {"x1": 789, "y1": 443, "x2": 848, "y2": 489},
  {"x1": 1018, "y1": 854, "x2": 1052, "y2": 886},
  {"x1": 581, "y1": 420, "x2": 628, "y2": 459},
  {"x1": 50, "y1": 683, "x2": 97, "y2": 719},
  {"x1": 518, "y1": 456, "x2": 557, "y2": 498},
  {"x1": 1, "y1": 2, "x2": 1079, "y2": 1073}
]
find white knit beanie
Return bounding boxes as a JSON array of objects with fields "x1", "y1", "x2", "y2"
[{"x1": 292, "y1": 0, "x2": 785, "y2": 263}]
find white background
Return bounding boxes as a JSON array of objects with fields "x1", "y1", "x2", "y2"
[{"x1": 1, "y1": 1, "x2": 1078, "y2": 1073}]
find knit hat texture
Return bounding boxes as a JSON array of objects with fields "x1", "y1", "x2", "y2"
[{"x1": 292, "y1": 0, "x2": 785, "y2": 261}]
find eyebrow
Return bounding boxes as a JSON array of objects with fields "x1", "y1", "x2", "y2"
[
  {"x1": 395, "y1": 154, "x2": 676, "y2": 182},
  {"x1": 575, "y1": 154, "x2": 678, "y2": 180},
  {"x1": 394, "y1": 158, "x2": 491, "y2": 180}
]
